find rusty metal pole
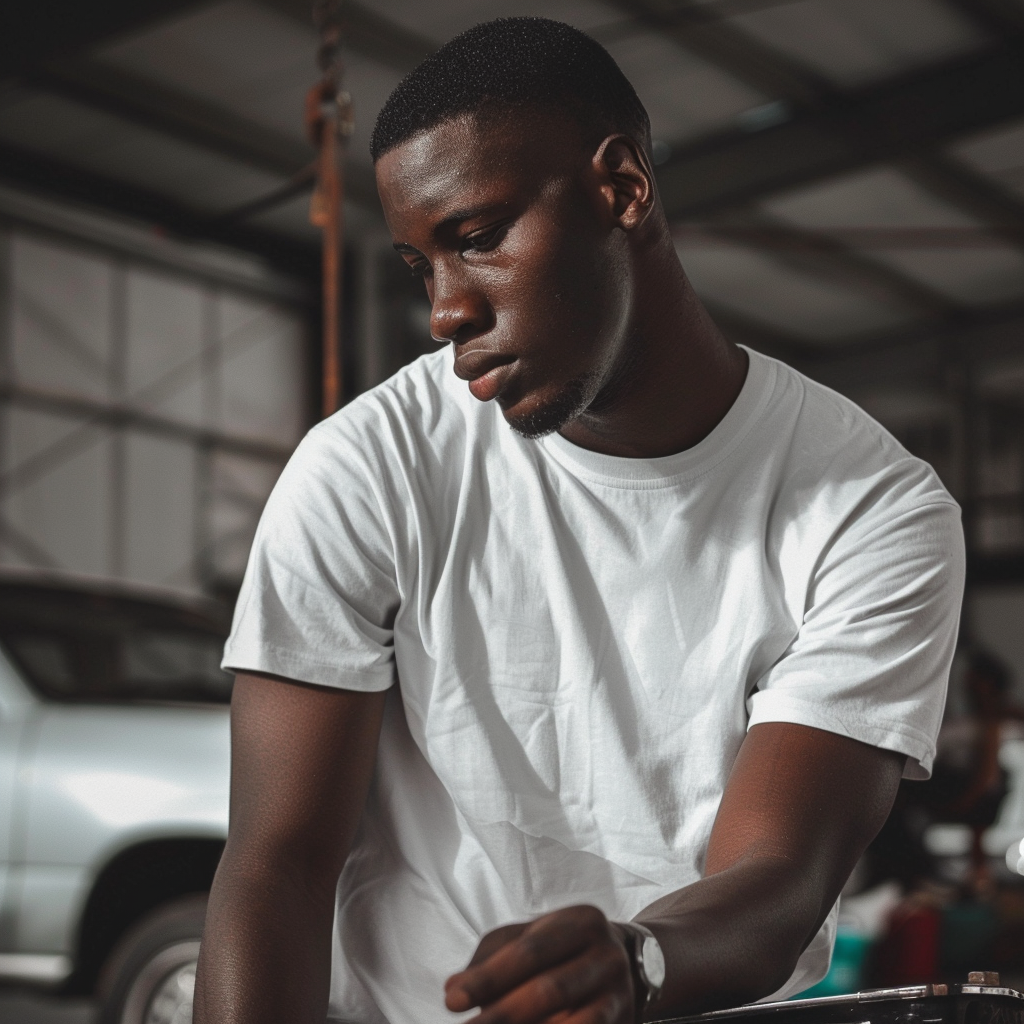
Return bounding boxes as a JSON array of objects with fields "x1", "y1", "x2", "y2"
[{"x1": 306, "y1": 0, "x2": 353, "y2": 418}]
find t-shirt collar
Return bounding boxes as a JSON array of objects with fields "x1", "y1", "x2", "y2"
[{"x1": 538, "y1": 346, "x2": 775, "y2": 487}]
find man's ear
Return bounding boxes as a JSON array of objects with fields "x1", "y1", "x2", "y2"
[{"x1": 592, "y1": 134, "x2": 656, "y2": 231}]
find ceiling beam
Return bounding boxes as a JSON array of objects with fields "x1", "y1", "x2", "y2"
[
  {"x1": 257, "y1": 0, "x2": 434, "y2": 73},
  {"x1": 942, "y1": 0, "x2": 1024, "y2": 39},
  {"x1": 1, "y1": 0, "x2": 204, "y2": 81},
  {"x1": 604, "y1": 0, "x2": 831, "y2": 108},
  {"x1": 612, "y1": 0, "x2": 1024, "y2": 254},
  {"x1": 655, "y1": 42, "x2": 1024, "y2": 220},
  {"x1": 611, "y1": 0, "x2": 1024, "y2": 327},
  {"x1": 0, "y1": 140, "x2": 320, "y2": 277},
  {"x1": 25, "y1": 57, "x2": 383, "y2": 214},
  {"x1": 698, "y1": 209, "x2": 963, "y2": 318},
  {"x1": 792, "y1": 299, "x2": 1024, "y2": 391},
  {"x1": 899, "y1": 152, "x2": 1024, "y2": 233},
  {"x1": 32, "y1": 59, "x2": 312, "y2": 178}
]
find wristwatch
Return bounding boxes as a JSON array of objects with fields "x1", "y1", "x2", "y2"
[{"x1": 617, "y1": 921, "x2": 666, "y2": 1014}]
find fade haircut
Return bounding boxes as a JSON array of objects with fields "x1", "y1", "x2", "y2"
[{"x1": 370, "y1": 17, "x2": 651, "y2": 163}]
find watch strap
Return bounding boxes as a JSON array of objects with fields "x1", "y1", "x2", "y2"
[{"x1": 617, "y1": 921, "x2": 664, "y2": 1013}]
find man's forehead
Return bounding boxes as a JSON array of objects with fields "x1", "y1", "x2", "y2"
[{"x1": 375, "y1": 110, "x2": 581, "y2": 226}]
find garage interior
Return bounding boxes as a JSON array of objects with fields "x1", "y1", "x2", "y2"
[
  {"x1": 2, "y1": 0, "x2": 1024, "y2": 1015},
  {"x1": 4, "y1": 1, "x2": 1024, "y2": 657}
]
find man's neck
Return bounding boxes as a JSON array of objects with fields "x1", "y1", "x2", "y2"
[{"x1": 558, "y1": 246, "x2": 749, "y2": 460}]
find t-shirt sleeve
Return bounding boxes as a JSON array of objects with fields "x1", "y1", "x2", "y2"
[
  {"x1": 747, "y1": 498, "x2": 965, "y2": 779},
  {"x1": 222, "y1": 422, "x2": 401, "y2": 692}
]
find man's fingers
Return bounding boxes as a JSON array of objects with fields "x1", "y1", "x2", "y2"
[
  {"x1": 470, "y1": 924, "x2": 530, "y2": 968},
  {"x1": 467, "y1": 946, "x2": 627, "y2": 1024},
  {"x1": 447, "y1": 906, "x2": 608, "y2": 1011}
]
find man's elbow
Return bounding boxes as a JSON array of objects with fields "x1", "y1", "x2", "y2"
[
  {"x1": 731, "y1": 905, "x2": 824, "y2": 1005},
  {"x1": 217, "y1": 831, "x2": 347, "y2": 910}
]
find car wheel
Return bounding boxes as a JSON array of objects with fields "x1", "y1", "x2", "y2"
[{"x1": 97, "y1": 894, "x2": 207, "y2": 1024}]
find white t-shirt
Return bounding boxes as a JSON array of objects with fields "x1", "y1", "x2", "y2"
[{"x1": 224, "y1": 346, "x2": 964, "y2": 1023}]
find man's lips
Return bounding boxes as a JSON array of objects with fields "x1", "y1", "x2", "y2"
[{"x1": 453, "y1": 350, "x2": 517, "y2": 402}]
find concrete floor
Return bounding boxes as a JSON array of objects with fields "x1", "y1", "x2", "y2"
[{"x1": 0, "y1": 990, "x2": 94, "y2": 1023}]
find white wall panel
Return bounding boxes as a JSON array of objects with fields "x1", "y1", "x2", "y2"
[
  {"x1": 220, "y1": 294, "x2": 305, "y2": 445},
  {"x1": 0, "y1": 222, "x2": 308, "y2": 599},
  {"x1": 1, "y1": 408, "x2": 112, "y2": 576},
  {"x1": 10, "y1": 236, "x2": 112, "y2": 399},
  {"x1": 207, "y1": 452, "x2": 285, "y2": 584},
  {"x1": 124, "y1": 433, "x2": 196, "y2": 589},
  {"x1": 125, "y1": 269, "x2": 206, "y2": 426}
]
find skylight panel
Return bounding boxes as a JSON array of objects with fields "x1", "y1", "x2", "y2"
[{"x1": 725, "y1": 0, "x2": 987, "y2": 89}]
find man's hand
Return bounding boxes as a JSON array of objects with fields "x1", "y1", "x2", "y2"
[{"x1": 445, "y1": 905, "x2": 636, "y2": 1024}]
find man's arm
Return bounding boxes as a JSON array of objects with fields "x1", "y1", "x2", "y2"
[
  {"x1": 193, "y1": 671, "x2": 386, "y2": 1024},
  {"x1": 445, "y1": 722, "x2": 905, "y2": 1024}
]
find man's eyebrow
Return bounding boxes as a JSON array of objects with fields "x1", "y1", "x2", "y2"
[
  {"x1": 436, "y1": 204, "x2": 504, "y2": 232},
  {"x1": 391, "y1": 204, "x2": 511, "y2": 253}
]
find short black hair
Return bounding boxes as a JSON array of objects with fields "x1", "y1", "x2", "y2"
[{"x1": 370, "y1": 17, "x2": 651, "y2": 163}]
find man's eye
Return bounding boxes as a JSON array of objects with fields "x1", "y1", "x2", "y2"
[{"x1": 463, "y1": 223, "x2": 509, "y2": 254}]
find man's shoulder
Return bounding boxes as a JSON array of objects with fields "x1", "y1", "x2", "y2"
[
  {"x1": 334, "y1": 347, "x2": 462, "y2": 433},
  {"x1": 303, "y1": 348, "x2": 475, "y2": 460},
  {"x1": 757, "y1": 351, "x2": 957, "y2": 520}
]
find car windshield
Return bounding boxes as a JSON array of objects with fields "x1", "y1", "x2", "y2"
[{"x1": 0, "y1": 586, "x2": 232, "y2": 704}]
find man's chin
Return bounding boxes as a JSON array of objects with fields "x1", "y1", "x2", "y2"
[{"x1": 501, "y1": 376, "x2": 596, "y2": 440}]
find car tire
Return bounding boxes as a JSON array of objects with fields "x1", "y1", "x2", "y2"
[{"x1": 97, "y1": 893, "x2": 207, "y2": 1024}]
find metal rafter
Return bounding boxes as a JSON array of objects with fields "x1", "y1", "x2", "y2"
[
  {"x1": 601, "y1": 0, "x2": 1024, "y2": 332},
  {"x1": 696, "y1": 209, "x2": 963, "y2": 319},
  {"x1": 26, "y1": 57, "x2": 382, "y2": 212},
  {"x1": 0, "y1": 380, "x2": 292, "y2": 500},
  {"x1": 0, "y1": 0, "x2": 204, "y2": 80},
  {"x1": 941, "y1": 0, "x2": 1024, "y2": 40},
  {"x1": 603, "y1": 0, "x2": 832, "y2": 107},
  {"x1": 655, "y1": 42, "x2": 1024, "y2": 220},
  {"x1": 32, "y1": 59, "x2": 312, "y2": 178},
  {"x1": 786, "y1": 299, "x2": 1024, "y2": 386},
  {"x1": 899, "y1": 152, "x2": 1024, "y2": 237},
  {"x1": 0, "y1": 140, "x2": 320, "y2": 277},
  {"x1": 608, "y1": 1, "x2": 1024, "y2": 256},
  {"x1": 257, "y1": 0, "x2": 434, "y2": 73}
]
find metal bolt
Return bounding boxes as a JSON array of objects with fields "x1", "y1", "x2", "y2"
[{"x1": 967, "y1": 971, "x2": 1000, "y2": 985}]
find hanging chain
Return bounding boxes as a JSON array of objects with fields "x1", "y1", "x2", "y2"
[{"x1": 305, "y1": 0, "x2": 353, "y2": 418}]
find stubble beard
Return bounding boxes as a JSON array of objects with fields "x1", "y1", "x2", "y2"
[{"x1": 504, "y1": 370, "x2": 603, "y2": 440}]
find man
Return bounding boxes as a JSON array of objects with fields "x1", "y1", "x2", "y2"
[{"x1": 195, "y1": 17, "x2": 964, "y2": 1024}]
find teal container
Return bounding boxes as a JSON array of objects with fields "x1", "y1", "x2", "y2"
[{"x1": 793, "y1": 933, "x2": 872, "y2": 999}]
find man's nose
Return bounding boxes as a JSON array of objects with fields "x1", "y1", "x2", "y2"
[{"x1": 429, "y1": 269, "x2": 494, "y2": 344}]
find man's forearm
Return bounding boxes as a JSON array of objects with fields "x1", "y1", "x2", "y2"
[
  {"x1": 636, "y1": 856, "x2": 827, "y2": 1016},
  {"x1": 193, "y1": 850, "x2": 339, "y2": 1024}
]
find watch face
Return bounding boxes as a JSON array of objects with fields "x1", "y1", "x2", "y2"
[{"x1": 641, "y1": 934, "x2": 667, "y2": 991}]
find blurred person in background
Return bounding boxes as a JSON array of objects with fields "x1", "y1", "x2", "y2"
[{"x1": 933, "y1": 649, "x2": 1024, "y2": 887}]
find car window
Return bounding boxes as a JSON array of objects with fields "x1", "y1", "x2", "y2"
[
  {"x1": 6, "y1": 635, "x2": 76, "y2": 695},
  {"x1": 0, "y1": 589, "x2": 232, "y2": 704},
  {"x1": 122, "y1": 630, "x2": 230, "y2": 700}
]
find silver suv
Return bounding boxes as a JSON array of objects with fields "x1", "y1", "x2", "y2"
[{"x1": 0, "y1": 576, "x2": 232, "y2": 1024}]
